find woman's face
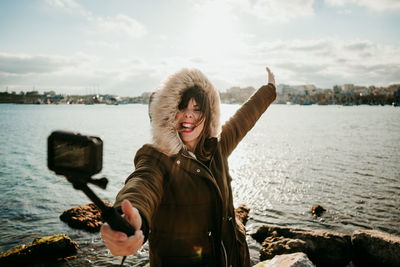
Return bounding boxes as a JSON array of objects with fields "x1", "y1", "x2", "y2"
[{"x1": 176, "y1": 98, "x2": 205, "y2": 152}]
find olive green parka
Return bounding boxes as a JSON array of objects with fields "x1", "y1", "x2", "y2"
[{"x1": 114, "y1": 69, "x2": 276, "y2": 266}]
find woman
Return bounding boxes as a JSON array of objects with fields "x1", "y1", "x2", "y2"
[{"x1": 101, "y1": 67, "x2": 276, "y2": 266}]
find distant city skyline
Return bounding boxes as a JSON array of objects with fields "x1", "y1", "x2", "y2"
[{"x1": 1, "y1": 0, "x2": 399, "y2": 96}]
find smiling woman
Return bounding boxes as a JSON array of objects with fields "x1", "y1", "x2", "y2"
[
  {"x1": 176, "y1": 85, "x2": 211, "y2": 159},
  {"x1": 100, "y1": 67, "x2": 277, "y2": 267},
  {"x1": 176, "y1": 98, "x2": 206, "y2": 154}
]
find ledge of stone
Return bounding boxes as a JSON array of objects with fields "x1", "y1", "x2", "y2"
[
  {"x1": 251, "y1": 225, "x2": 352, "y2": 267},
  {"x1": 352, "y1": 229, "x2": 400, "y2": 267},
  {"x1": 251, "y1": 225, "x2": 400, "y2": 267},
  {"x1": 0, "y1": 234, "x2": 78, "y2": 265}
]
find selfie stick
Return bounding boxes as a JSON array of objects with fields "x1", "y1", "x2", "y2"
[
  {"x1": 68, "y1": 176, "x2": 135, "y2": 237},
  {"x1": 47, "y1": 131, "x2": 135, "y2": 237},
  {"x1": 66, "y1": 176, "x2": 134, "y2": 267},
  {"x1": 48, "y1": 131, "x2": 134, "y2": 266}
]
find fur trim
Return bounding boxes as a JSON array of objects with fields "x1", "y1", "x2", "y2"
[{"x1": 150, "y1": 68, "x2": 221, "y2": 156}]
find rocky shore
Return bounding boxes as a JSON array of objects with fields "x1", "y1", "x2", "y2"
[
  {"x1": 252, "y1": 225, "x2": 400, "y2": 267},
  {"x1": 0, "y1": 234, "x2": 78, "y2": 265},
  {"x1": 2, "y1": 203, "x2": 399, "y2": 266}
]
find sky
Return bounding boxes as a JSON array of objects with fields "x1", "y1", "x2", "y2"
[{"x1": 0, "y1": 0, "x2": 399, "y2": 96}]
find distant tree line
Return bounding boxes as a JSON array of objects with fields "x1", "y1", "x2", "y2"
[{"x1": 1, "y1": 84, "x2": 399, "y2": 106}]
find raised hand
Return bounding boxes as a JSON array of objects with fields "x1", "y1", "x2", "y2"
[{"x1": 266, "y1": 67, "x2": 275, "y2": 86}]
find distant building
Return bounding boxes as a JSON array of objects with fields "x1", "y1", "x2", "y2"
[{"x1": 341, "y1": 84, "x2": 354, "y2": 92}]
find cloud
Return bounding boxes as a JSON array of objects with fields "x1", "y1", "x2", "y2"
[
  {"x1": 0, "y1": 53, "x2": 88, "y2": 74},
  {"x1": 0, "y1": 52, "x2": 159, "y2": 96},
  {"x1": 324, "y1": 0, "x2": 400, "y2": 12},
  {"x1": 92, "y1": 15, "x2": 146, "y2": 38},
  {"x1": 85, "y1": 41, "x2": 121, "y2": 49},
  {"x1": 249, "y1": 0, "x2": 315, "y2": 23},
  {"x1": 46, "y1": 0, "x2": 146, "y2": 38},
  {"x1": 45, "y1": 0, "x2": 87, "y2": 16},
  {"x1": 189, "y1": 57, "x2": 206, "y2": 64},
  {"x1": 337, "y1": 8, "x2": 352, "y2": 15},
  {"x1": 118, "y1": 38, "x2": 399, "y2": 92},
  {"x1": 201, "y1": 0, "x2": 316, "y2": 24},
  {"x1": 46, "y1": 0, "x2": 79, "y2": 9},
  {"x1": 250, "y1": 38, "x2": 400, "y2": 87},
  {"x1": 344, "y1": 40, "x2": 375, "y2": 51},
  {"x1": 0, "y1": 52, "x2": 101, "y2": 94}
]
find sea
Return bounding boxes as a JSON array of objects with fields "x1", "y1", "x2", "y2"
[{"x1": 0, "y1": 103, "x2": 399, "y2": 266}]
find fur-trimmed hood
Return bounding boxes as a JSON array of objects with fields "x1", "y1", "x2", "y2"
[{"x1": 149, "y1": 68, "x2": 221, "y2": 156}]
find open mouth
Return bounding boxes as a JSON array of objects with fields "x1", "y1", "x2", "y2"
[{"x1": 179, "y1": 122, "x2": 195, "y2": 133}]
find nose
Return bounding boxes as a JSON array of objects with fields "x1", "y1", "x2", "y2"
[{"x1": 182, "y1": 108, "x2": 194, "y2": 118}]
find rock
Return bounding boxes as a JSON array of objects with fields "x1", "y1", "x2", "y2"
[
  {"x1": 235, "y1": 204, "x2": 250, "y2": 225},
  {"x1": 60, "y1": 202, "x2": 111, "y2": 232},
  {"x1": 254, "y1": 252, "x2": 315, "y2": 267},
  {"x1": 0, "y1": 234, "x2": 78, "y2": 265},
  {"x1": 352, "y1": 229, "x2": 400, "y2": 267},
  {"x1": 251, "y1": 224, "x2": 273, "y2": 243},
  {"x1": 260, "y1": 236, "x2": 307, "y2": 261},
  {"x1": 311, "y1": 205, "x2": 326, "y2": 217},
  {"x1": 251, "y1": 225, "x2": 352, "y2": 267}
]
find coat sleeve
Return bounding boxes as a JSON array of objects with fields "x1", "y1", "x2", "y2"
[
  {"x1": 219, "y1": 83, "x2": 276, "y2": 157},
  {"x1": 113, "y1": 145, "x2": 166, "y2": 237}
]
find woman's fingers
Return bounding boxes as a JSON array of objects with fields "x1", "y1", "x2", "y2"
[
  {"x1": 107, "y1": 231, "x2": 144, "y2": 256},
  {"x1": 266, "y1": 66, "x2": 275, "y2": 85},
  {"x1": 101, "y1": 223, "x2": 127, "y2": 242},
  {"x1": 124, "y1": 230, "x2": 144, "y2": 255},
  {"x1": 101, "y1": 223, "x2": 144, "y2": 256},
  {"x1": 121, "y1": 199, "x2": 142, "y2": 230},
  {"x1": 100, "y1": 201, "x2": 145, "y2": 257}
]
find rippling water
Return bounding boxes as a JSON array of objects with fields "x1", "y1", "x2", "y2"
[{"x1": 0, "y1": 104, "x2": 399, "y2": 266}]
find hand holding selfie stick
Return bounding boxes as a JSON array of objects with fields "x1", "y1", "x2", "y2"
[
  {"x1": 70, "y1": 177, "x2": 135, "y2": 237},
  {"x1": 47, "y1": 131, "x2": 134, "y2": 266}
]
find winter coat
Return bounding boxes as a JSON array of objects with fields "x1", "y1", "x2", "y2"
[{"x1": 114, "y1": 69, "x2": 276, "y2": 266}]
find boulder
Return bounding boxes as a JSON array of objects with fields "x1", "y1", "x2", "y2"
[
  {"x1": 311, "y1": 205, "x2": 326, "y2": 217},
  {"x1": 0, "y1": 234, "x2": 78, "y2": 265},
  {"x1": 260, "y1": 236, "x2": 307, "y2": 261},
  {"x1": 235, "y1": 204, "x2": 250, "y2": 225},
  {"x1": 251, "y1": 225, "x2": 352, "y2": 267},
  {"x1": 352, "y1": 229, "x2": 400, "y2": 267},
  {"x1": 60, "y1": 202, "x2": 111, "y2": 232},
  {"x1": 254, "y1": 252, "x2": 315, "y2": 267}
]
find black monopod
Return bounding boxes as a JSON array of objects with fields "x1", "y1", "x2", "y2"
[{"x1": 47, "y1": 131, "x2": 134, "y2": 266}]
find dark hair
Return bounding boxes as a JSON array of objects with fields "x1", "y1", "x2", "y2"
[{"x1": 178, "y1": 85, "x2": 212, "y2": 161}]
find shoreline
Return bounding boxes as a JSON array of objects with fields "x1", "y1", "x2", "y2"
[
  {"x1": 2, "y1": 203, "x2": 400, "y2": 266},
  {"x1": 1, "y1": 102, "x2": 399, "y2": 107},
  {"x1": 251, "y1": 224, "x2": 400, "y2": 267},
  {"x1": 2, "y1": 223, "x2": 399, "y2": 266}
]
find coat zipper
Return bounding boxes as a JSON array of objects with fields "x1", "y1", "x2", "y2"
[
  {"x1": 181, "y1": 152, "x2": 227, "y2": 266},
  {"x1": 221, "y1": 240, "x2": 228, "y2": 267}
]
